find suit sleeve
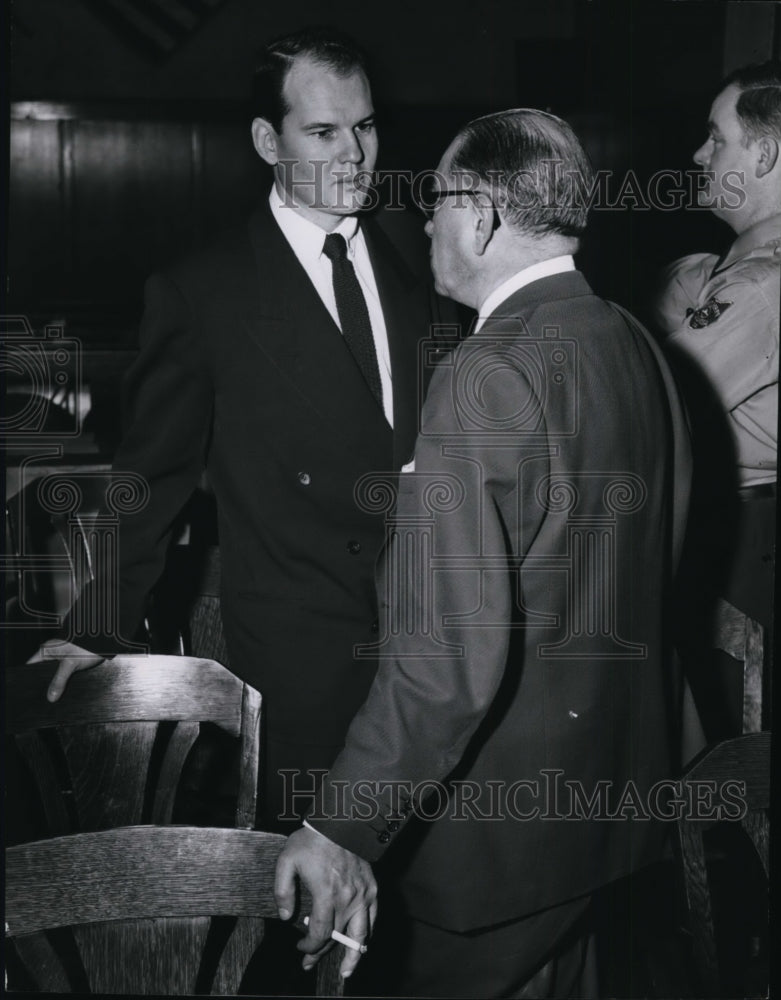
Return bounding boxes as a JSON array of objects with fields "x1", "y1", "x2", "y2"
[
  {"x1": 308, "y1": 351, "x2": 548, "y2": 861},
  {"x1": 62, "y1": 272, "x2": 213, "y2": 653}
]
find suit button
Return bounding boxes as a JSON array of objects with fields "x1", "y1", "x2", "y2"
[
  {"x1": 377, "y1": 831, "x2": 391, "y2": 844},
  {"x1": 298, "y1": 471, "x2": 311, "y2": 485},
  {"x1": 371, "y1": 619, "x2": 379, "y2": 633},
  {"x1": 387, "y1": 821, "x2": 401, "y2": 832},
  {"x1": 347, "y1": 540, "x2": 361, "y2": 555}
]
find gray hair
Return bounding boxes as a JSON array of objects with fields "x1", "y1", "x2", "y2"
[{"x1": 450, "y1": 108, "x2": 594, "y2": 239}]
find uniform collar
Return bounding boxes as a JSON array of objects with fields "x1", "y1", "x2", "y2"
[{"x1": 720, "y1": 211, "x2": 781, "y2": 269}]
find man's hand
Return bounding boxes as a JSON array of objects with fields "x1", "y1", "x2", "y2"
[
  {"x1": 27, "y1": 639, "x2": 105, "y2": 702},
  {"x1": 275, "y1": 825, "x2": 377, "y2": 980}
]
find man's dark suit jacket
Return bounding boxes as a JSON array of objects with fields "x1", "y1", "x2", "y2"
[
  {"x1": 67, "y1": 200, "x2": 456, "y2": 747},
  {"x1": 311, "y1": 270, "x2": 692, "y2": 932}
]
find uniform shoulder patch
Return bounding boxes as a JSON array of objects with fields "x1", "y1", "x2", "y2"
[{"x1": 686, "y1": 297, "x2": 733, "y2": 329}]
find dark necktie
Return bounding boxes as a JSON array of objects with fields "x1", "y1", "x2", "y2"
[{"x1": 322, "y1": 232, "x2": 383, "y2": 407}]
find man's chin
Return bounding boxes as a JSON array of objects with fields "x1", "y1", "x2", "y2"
[
  {"x1": 331, "y1": 184, "x2": 374, "y2": 214},
  {"x1": 696, "y1": 188, "x2": 717, "y2": 210},
  {"x1": 432, "y1": 273, "x2": 458, "y2": 302}
]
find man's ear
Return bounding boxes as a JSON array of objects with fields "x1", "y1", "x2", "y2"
[
  {"x1": 251, "y1": 118, "x2": 279, "y2": 165},
  {"x1": 472, "y1": 195, "x2": 498, "y2": 256},
  {"x1": 755, "y1": 135, "x2": 779, "y2": 178}
]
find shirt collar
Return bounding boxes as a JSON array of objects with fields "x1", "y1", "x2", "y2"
[
  {"x1": 722, "y1": 212, "x2": 781, "y2": 267},
  {"x1": 475, "y1": 256, "x2": 576, "y2": 331},
  {"x1": 269, "y1": 185, "x2": 360, "y2": 262}
]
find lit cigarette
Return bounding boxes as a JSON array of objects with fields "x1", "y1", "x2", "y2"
[{"x1": 303, "y1": 915, "x2": 368, "y2": 954}]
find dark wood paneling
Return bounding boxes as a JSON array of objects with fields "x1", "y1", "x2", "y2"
[
  {"x1": 200, "y1": 120, "x2": 268, "y2": 238},
  {"x1": 8, "y1": 120, "x2": 68, "y2": 304},
  {"x1": 7, "y1": 105, "x2": 263, "y2": 327},
  {"x1": 70, "y1": 120, "x2": 196, "y2": 294}
]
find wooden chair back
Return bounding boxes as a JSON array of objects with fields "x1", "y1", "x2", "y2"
[
  {"x1": 6, "y1": 825, "x2": 344, "y2": 996},
  {"x1": 712, "y1": 598, "x2": 768, "y2": 733},
  {"x1": 186, "y1": 544, "x2": 228, "y2": 664},
  {"x1": 676, "y1": 731, "x2": 770, "y2": 996},
  {"x1": 6, "y1": 655, "x2": 260, "y2": 838}
]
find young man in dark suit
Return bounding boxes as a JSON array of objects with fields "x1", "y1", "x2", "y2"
[
  {"x1": 34, "y1": 26, "x2": 455, "y2": 829},
  {"x1": 277, "y1": 109, "x2": 692, "y2": 993}
]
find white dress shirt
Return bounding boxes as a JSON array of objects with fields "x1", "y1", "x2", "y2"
[
  {"x1": 475, "y1": 255, "x2": 576, "y2": 332},
  {"x1": 269, "y1": 186, "x2": 393, "y2": 427}
]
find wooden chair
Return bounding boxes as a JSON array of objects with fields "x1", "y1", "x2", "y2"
[
  {"x1": 712, "y1": 598, "x2": 769, "y2": 733},
  {"x1": 5, "y1": 655, "x2": 260, "y2": 839},
  {"x1": 676, "y1": 731, "x2": 770, "y2": 997},
  {"x1": 185, "y1": 544, "x2": 228, "y2": 665},
  {"x1": 6, "y1": 825, "x2": 344, "y2": 996}
]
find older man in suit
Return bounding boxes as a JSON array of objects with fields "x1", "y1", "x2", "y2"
[
  {"x1": 34, "y1": 26, "x2": 455, "y2": 829},
  {"x1": 277, "y1": 109, "x2": 691, "y2": 994}
]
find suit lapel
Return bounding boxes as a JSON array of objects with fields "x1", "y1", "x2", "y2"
[{"x1": 244, "y1": 205, "x2": 392, "y2": 464}]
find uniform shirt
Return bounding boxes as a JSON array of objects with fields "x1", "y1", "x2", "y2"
[
  {"x1": 654, "y1": 213, "x2": 780, "y2": 487},
  {"x1": 269, "y1": 186, "x2": 393, "y2": 427}
]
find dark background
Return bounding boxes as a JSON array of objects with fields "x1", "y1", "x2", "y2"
[{"x1": 3, "y1": 0, "x2": 781, "y2": 412}]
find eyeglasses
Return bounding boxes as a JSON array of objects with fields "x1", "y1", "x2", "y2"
[{"x1": 418, "y1": 189, "x2": 482, "y2": 221}]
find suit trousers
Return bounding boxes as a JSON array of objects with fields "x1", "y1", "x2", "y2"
[{"x1": 349, "y1": 890, "x2": 595, "y2": 998}]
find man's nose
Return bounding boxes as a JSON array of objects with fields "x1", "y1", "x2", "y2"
[
  {"x1": 692, "y1": 143, "x2": 708, "y2": 167},
  {"x1": 425, "y1": 219, "x2": 434, "y2": 238},
  {"x1": 339, "y1": 131, "x2": 364, "y2": 164}
]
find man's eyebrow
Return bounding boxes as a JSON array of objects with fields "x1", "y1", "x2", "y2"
[
  {"x1": 707, "y1": 119, "x2": 721, "y2": 135},
  {"x1": 302, "y1": 113, "x2": 375, "y2": 131}
]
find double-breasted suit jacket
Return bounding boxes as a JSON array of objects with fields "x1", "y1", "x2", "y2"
[
  {"x1": 312, "y1": 270, "x2": 692, "y2": 932},
  {"x1": 68, "y1": 200, "x2": 457, "y2": 748}
]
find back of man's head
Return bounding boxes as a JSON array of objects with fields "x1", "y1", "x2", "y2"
[
  {"x1": 449, "y1": 109, "x2": 594, "y2": 242},
  {"x1": 721, "y1": 60, "x2": 781, "y2": 145},
  {"x1": 252, "y1": 26, "x2": 370, "y2": 132}
]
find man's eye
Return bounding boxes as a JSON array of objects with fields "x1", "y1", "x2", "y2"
[
  {"x1": 356, "y1": 121, "x2": 375, "y2": 134},
  {"x1": 313, "y1": 129, "x2": 335, "y2": 140}
]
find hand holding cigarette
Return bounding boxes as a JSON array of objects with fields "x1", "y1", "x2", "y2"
[
  {"x1": 274, "y1": 825, "x2": 377, "y2": 979},
  {"x1": 304, "y1": 915, "x2": 368, "y2": 953}
]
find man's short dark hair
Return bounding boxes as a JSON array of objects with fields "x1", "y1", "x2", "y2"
[
  {"x1": 450, "y1": 109, "x2": 594, "y2": 240},
  {"x1": 722, "y1": 59, "x2": 781, "y2": 144},
  {"x1": 251, "y1": 26, "x2": 370, "y2": 132}
]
